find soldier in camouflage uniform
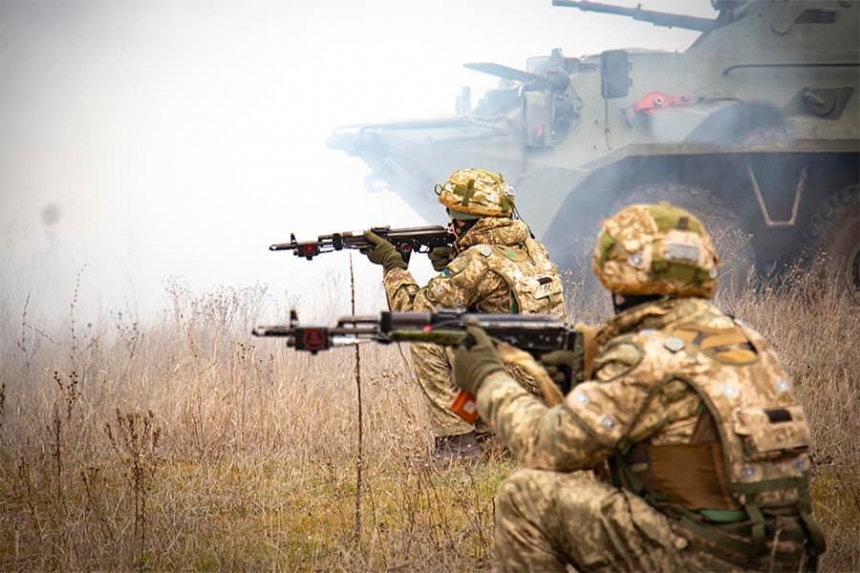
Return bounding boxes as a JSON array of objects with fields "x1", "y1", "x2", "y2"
[
  {"x1": 362, "y1": 168, "x2": 567, "y2": 462},
  {"x1": 452, "y1": 203, "x2": 825, "y2": 571}
]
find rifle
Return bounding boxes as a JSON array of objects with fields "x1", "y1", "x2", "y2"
[
  {"x1": 269, "y1": 225, "x2": 453, "y2": 263},
  {"x1": 253, "y1": 309, "x2": 582, "y2": 422}
]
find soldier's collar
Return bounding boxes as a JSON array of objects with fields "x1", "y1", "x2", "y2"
[
  {"x1": 596, "y1": 297, "x2": 706, "y2": 343},
  {"x1": 455, "y1": 217, "x2": 527, "y2": 249}
]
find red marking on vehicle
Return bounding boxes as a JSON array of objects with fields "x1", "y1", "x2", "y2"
[{"x1": 633, "y1": 91, "x2": 693, "y2": 114}]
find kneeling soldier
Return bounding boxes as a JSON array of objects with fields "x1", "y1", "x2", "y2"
[
  {"x1": 452, "y1": 202, "x2": 825, "y2": 571},
  {"x1": 363, "y1": 168, "x2": 567, "y2": 463}
]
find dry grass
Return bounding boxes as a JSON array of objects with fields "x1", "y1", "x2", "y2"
[{"x1": 0, "y1": 268, "x2": 858, "y2": 571}]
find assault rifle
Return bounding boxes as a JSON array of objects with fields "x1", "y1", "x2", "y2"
[
  {"x1": 269, "y1": 225, "x2": 453, "y2": 263},
  {"x1": 253, "y1": 310, "x2": 582, "y2": 422}
]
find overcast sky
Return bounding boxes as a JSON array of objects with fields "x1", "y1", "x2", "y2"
[{"x1": 0, "y1": 0, "x2": 713, "y2": 324}]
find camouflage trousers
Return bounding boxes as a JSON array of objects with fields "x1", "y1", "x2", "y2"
[
  {"x1": 410, "y1": 342, "x2": 541, "y2": 438},
  {"x1": 493, "y1": 469, "x2": 758, "y2": 573}
]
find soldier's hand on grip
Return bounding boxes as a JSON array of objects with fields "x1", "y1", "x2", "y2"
[
  {"x1": 362, "y1": 230, "x2": 408, "y2": 272},
  {"x1": 428, "y1": 245, "x2": 453, "y2": 272},
  {"x1": 453, "y1": 324, "x2": 506, "y2": 395}
]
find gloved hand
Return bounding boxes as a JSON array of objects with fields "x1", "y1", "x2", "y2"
[
  {"x1": 363, "y1": 230, "x2": 408, "y2": 273},
  {"x1": 428, "y1": 245, "x2": 453, "y2": 272},
  {"x1": 538, "y1": 349, "x2": 582, "y2": 393},
  {"x1": 453, "y1": 324, "x2": 506, "y2": 395}
]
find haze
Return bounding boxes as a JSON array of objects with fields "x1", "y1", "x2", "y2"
[{"x1": 0, "y1": 0, "x2": 712, "y2": 326}]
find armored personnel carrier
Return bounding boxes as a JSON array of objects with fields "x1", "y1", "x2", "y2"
[{"x1": 328, "y1": 0, "x2": 859, "y2": 301}]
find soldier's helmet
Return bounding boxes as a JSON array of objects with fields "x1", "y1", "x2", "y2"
[
  {"x1": 592, "y1": 202, "x2": 720, "y2": 298},
  {"x1": 435, "y1": 168, "x2": 516, "y2": 220}
]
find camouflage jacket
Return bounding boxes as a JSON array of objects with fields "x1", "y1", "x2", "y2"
[
  {"x1": 479, "y1": 296, "x2": 820, "y2": 573},
  {"x1": 383, "y1": 217, "x2": 566, "y2": 316},
  {"x1": 476, "y1": 297, "x2": 803, "y2": 472}
]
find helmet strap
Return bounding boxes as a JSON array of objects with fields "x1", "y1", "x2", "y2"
[
  {"x1": 512, "y1": 206, "x2": 535, "y2": 239},
  {"x1": 452, "y1": 217, "x2": 478, "y2": 239}
]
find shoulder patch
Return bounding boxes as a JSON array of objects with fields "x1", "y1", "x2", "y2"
[{"x1": 494, "y1": 245, "x2": 528, "y2": 262}]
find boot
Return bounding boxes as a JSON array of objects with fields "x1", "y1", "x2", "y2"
[{"x1": 432, "y1": 431, "x2": 482, "y2": 467}]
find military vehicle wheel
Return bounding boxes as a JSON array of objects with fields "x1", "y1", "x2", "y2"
[
  {"x1": 617, "y1": 183, "x2": 756, "y2": 296},
  {"x1": 803, "y1": 184, "x2": 860, "y2": 304}
]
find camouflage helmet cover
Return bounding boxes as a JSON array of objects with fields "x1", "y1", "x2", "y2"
[
  {"x1": 436, "y1": 168, "x2": 515, "y2": 218},
  {"x1": 593, "y1": 202, "x2": 720, "y2": 298}
]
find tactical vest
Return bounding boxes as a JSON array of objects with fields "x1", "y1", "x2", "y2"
[
  {"x1": 482, "y1": 240, "x2": 565, "y2": 316},
  {"x1": 611, "y1": 320, "x2": 825, "y2": 570}
]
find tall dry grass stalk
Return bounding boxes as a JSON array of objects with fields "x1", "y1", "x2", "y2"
[
  {"x1": 349, "y1": 254, "x2": 365, "y2": 551},
  {"x1": 0, "y1": 266, "x2": 857, "y2": 571}
]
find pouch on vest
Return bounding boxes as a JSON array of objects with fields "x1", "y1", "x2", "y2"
[
  {"x1": 488, "y1": 245, "x2": 564, "y2": 314},
  {"x1": 733, "y1": 406, "x2": 811, "y2": 461}
]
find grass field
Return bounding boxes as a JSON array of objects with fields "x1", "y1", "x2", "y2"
[{"x1": 0, "y1": 269, "x2": 858, "y2": 571}]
